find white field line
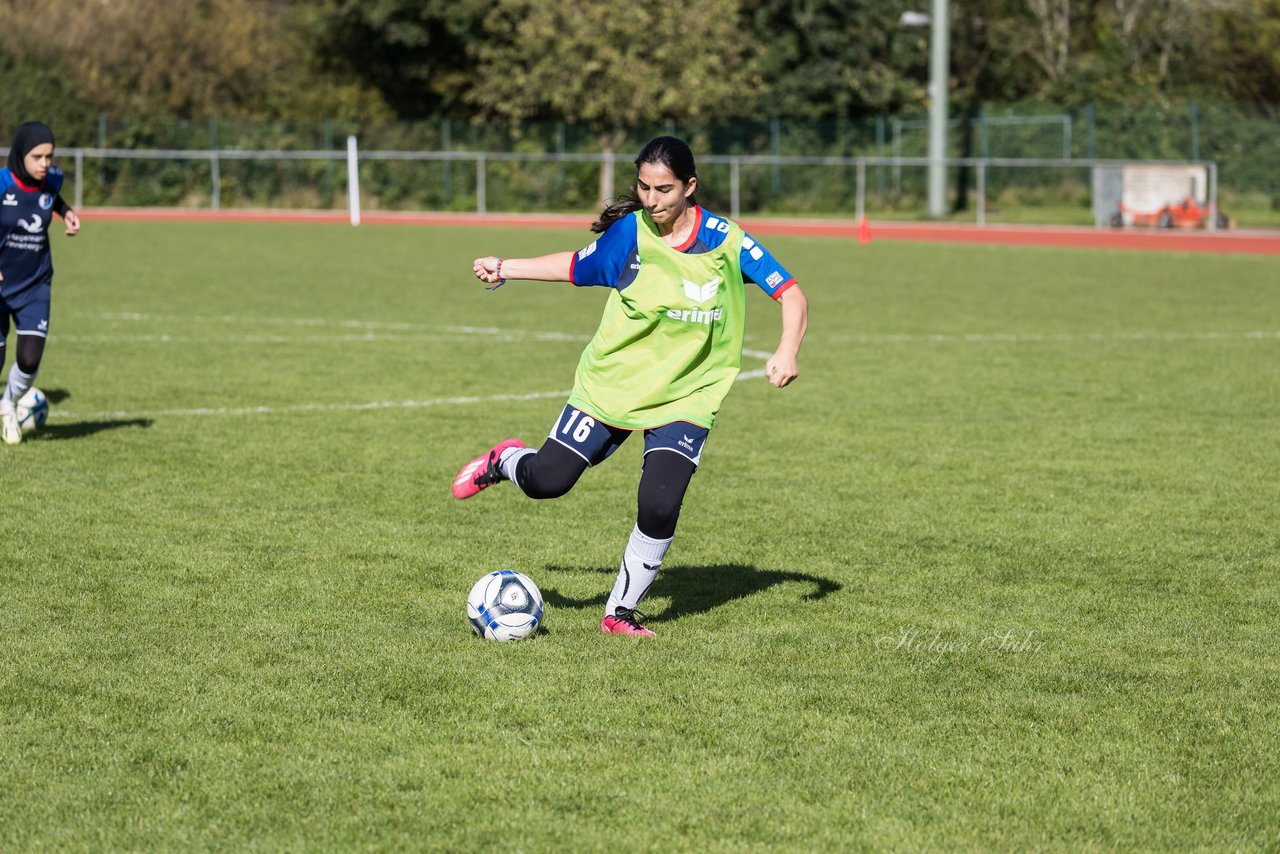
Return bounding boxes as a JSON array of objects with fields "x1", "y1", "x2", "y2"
[
  {"x1": 56, "y1": 314, "x2": 1273, "y2": 423},
  {"x1": 93, "y1": 312, "x2": 588, "y2": 342},
  {"x1": 828, "y1": 330, "x2": 1280, "y2": 344},
  {"x1": 80, "y1": 314, "x2": 1279, "y2": 346},
  {"x1": 59, "y1": 330, "x2": 1280, "y2": 346},
  {"x1": 58, "y1": 333, "x2": 579, "y2": 344},
  {"x1": 51, "y1": 318, "x2": 774, "y2": 421},
  {"x1": 53, "y1": 372, "x2": 778, "y2": 423},
  {"x1": 54, "y1": 390, "x2": 574, "y2": 422}
]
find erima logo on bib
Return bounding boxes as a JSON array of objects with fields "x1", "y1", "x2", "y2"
[
  {"x1": 666, "y1": 307, "x2": 723, "y2": 325},
  {"x1": 682, "y1": 276, "x2": 721, "y2": 304}
]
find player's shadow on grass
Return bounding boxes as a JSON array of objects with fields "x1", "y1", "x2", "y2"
[
  {"x1": 35, "y1": 418, "x2": 153, "y2": 441},
  {"x1": 540, "y1": 563, "x2": 840, "y2": 624},
  {"x1": 27, "y1": 388, "x2": 152, "y2": 440}
]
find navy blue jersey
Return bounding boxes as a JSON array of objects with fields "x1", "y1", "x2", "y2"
[
  {"x1": 570, "y1": 206, "x2": 797, "y2": 299},
  {"x1": 0, "y1": 166, "x2": 64, "y2": 297}
]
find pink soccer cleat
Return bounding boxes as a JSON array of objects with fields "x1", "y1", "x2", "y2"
[
  {"x1": 452, "y1": 438, "x2": 525, "y2": 499},
  {"x1": 601, "y1": 608, "x2": 656, "y2": 638}
]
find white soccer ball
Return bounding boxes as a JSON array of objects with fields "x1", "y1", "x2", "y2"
[
  {"x1": 466, "y1": 570, "x2": 544, "y2": 642},
  {"x1": 16, "y1": 387, "x2": 48, "y2": 435}
]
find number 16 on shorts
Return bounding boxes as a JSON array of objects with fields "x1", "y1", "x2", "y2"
[
  {"x1": 549, "y1": 404, "x2": 620, "y2": 465},
  {"x1": 560, "y1": 407, "x2": 596, "y2": 443}
]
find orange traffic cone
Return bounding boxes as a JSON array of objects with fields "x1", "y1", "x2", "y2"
[{"x1": 857, "y1": 215, "x2": 871, "y2": 245}]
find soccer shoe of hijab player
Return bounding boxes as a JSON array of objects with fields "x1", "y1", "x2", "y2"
[
  {"x1": 601, "y1": 607, "x2": 656, "y2": 638},
  {"x1": 452, "y1": 438, "x2": 525, "y2": 499},
  {"x1": 0, "y1": 399, "x2": 21, "y2": 445}
]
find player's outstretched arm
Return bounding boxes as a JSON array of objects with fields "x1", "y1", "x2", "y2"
[
  {"x1": 765, "y1": 284, "x2": 808, "y2": 388},
  {"x1": 473, "y1": 252, "x2": 575, "y2": 286}
]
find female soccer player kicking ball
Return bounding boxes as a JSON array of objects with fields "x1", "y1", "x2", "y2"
[
  {"x1": 0, "y1": 122, "x2": 80, "y2": 444},
  {"x1": 453, "y1": 136, "x2": 808, "y2": 637}
]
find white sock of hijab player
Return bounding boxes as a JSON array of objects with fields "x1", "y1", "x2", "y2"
[
  {"x1": 606, "y1": 525, "x2": 673, "y2": 616},
  {"x1": 5, "y1": 364, "x2": 35, "y2": 404}
]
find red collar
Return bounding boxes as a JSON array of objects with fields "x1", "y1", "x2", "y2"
[
  {"x1": 671, "y1": 205, "x2": 702, "y2": 252},
  {"x1": 9, "y1": 173, "x2": 41, "y2": 192}
]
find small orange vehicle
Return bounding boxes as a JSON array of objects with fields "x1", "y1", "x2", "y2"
[{"x1": 1111, "y1": 196, "x2": 1230, "y2": 229}]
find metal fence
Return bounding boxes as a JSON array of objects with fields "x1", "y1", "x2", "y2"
[
  {"x1": 60, "y1": 143, "x2": 1219, "y2": 229},
  {"x1": 22, "y1": 102, "x2": 1275, "y2": 214}
]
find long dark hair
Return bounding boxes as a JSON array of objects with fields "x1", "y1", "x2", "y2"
[{"x1": 590, "y1": 135, "x2": 698, "y2": 233}]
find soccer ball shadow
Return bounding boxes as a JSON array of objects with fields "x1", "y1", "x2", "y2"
[{"x1": 539, "y1": 563, "x2": 841, "y2": 625}]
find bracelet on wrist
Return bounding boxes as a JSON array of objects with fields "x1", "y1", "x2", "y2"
[{"x1": 486, "y1": 257, "x2": 507, "y2": 291}]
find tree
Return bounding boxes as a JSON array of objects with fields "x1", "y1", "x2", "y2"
[
  {"x1": 0, "y1": 46, "x2": 98, "y2": 143},
  {"x1": 1204, "y1": 0, "x2": 1280, "y2": 105},
  {"x1": 302, "y1": 0, "x2": 490, "y2": 118},
  {"x1": 466, "y1": 0, "x2": 760, "y2": 203},
  {"x1": 1023, "y1": 0, "x2": 1074, "y2": 83},
  {"x1": 0, "y1": 0, "x2": 382, "y2": 120},
  {"x1": 743, "y1": 0, "x2": 930, "y2": 117},
  {"x1": 1038, "y1": 0, "x2": 1270, "y2": 105}
]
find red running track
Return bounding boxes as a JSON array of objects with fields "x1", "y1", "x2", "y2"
[{"x1": 82, "y1": 207, "x2": 1280, "y2": 256}]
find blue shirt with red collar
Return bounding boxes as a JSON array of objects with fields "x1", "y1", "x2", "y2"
[
  {"x1": 570, "y1": 206, "x2": 797, "y2": 299},
  {"x1": 0, "y1": 165, "x2": 64, "y2": 297}
]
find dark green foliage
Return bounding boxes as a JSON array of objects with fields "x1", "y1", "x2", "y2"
[
  {"x1": 304, "y1": 0, "x2": 492, "y2": 118},
  {"x1": 745, "y1": 0, "x2": 928, "y2": 116},
  {"x1": 5, "y1": 0, "x2": 1279, "y2": 126},
  {"x1": 0, "y1": 48, "x2": 97, "y2": 144}
]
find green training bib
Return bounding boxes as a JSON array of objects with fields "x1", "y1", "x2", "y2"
[{"x1": 568, "y1": 210, "x2": 747, "y2": 430}]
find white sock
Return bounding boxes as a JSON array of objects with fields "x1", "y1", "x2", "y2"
[
  {"x1": 5, "y1": 365, "x2": 35, "y2": 404},
  {"x1": 499, "y1": 447, "x2": 536, "y2": 485},
  {"x1": 605, "y1": 525, "x2": 673, "y2": 617}
]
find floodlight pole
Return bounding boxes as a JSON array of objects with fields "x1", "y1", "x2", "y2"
[{"x1": 927, "y1": 0, "x2": 950, "y2": 217}]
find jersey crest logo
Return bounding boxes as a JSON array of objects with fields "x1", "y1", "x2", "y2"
[
  {"x1": 38, "y1": 194, "x2": 53, "y2": 210},
  {"x1": 17, "y1": 214, "x2": 43, "y2": 233},
  {"x1": 682, "y1": 276, "x2": 721, "y2": 305}
]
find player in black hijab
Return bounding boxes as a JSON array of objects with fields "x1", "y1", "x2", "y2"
[
  {"x1": 8, "y1": 122, "x2": 57, "y2": 185},
  {"x1": 0, "y1": 121, "x2": 80, "y2": 444}
]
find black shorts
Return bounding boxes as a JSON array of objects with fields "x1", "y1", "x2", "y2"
[
  {"x1": 547, "y1": 403, "x2": 708, "y2": 467},
  {"x1": 0, "y1": 280, "x2": 51, "y2": 340}
]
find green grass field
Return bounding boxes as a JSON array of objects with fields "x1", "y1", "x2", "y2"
[{"x1": 2, "y1": 220, "x2": 1278, "y2": 850}]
